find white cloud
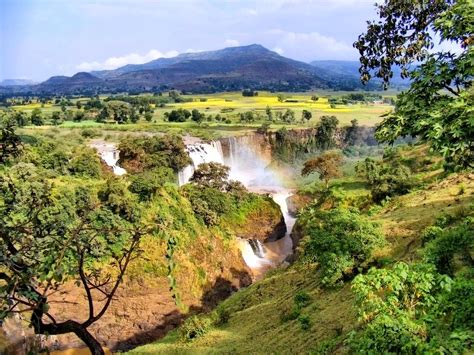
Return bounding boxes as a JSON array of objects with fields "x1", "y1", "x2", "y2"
[
  {"x1": 224, "y1": 39, "x2": 240, "y2": 47},
  {"x1": 76, "y1": 49, "x2": 179, "y2": 71},
  {"x1": 268, "y1": 30, "x2": 356, "y2": 61}
]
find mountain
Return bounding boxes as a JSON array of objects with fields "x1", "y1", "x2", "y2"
[
  {"x1": 310, "y1": 60, "x2": 409, "y2": 88},
  {"x1": 0, "y1": 79, "x2": 37, "y2": 86},
  {"x1": 0, "y1": 45, "x2": 398, "y2": 95}
]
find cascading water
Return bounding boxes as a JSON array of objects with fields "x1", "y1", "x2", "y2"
[
  {"x1": 178, "y1": 142, "x2": 224, "y2": 185},
  {"x1": 90, "y1": 141, "x2": 126, "y2": 176},
  {"x1": 179, "y1": 135, "x2": 295, "y2": 277}
]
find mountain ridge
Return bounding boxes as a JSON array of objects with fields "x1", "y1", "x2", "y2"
[{"x1": 0, "y1": 45, "x2": 396, "y2": 95}]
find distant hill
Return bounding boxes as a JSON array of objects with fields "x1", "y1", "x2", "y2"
[
  {"x1": 0, "y1": 79, "x2": 37, "y2": 86},
  {"x1": 310, "y1": 60, "x2": 409, "y2": 88},
  {"x1": 0, "y1": 45, "x2": 404, "y2": 96}
]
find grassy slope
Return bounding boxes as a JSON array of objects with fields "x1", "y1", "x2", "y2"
[{"x1": 126, "y1": 159, "x2": 473, "y2": 354}]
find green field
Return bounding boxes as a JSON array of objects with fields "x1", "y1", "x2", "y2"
[{"x1": 9, "y1": 91, "x2": 396, "y2": 140}]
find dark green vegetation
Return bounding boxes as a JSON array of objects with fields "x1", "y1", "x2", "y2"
[
  {"x1": 0, "y1": 114, "x2": 283, "y2": 354},
  {"x1": 126, "y1": 1, "x2": 473, "y2": 353},
  {"x1": 355, "y1": 0, "x2": 473, "y2": 169}
]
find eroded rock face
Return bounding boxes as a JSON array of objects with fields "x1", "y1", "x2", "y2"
[{"x1": 3, "y1": 234, "x2": 252, "y2": 354}]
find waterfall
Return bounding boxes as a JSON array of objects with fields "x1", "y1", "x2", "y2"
[
  {"x1": 90, "y1": 141, "x2": 126, "y2": 176},
  {"x1": 178, "y1": 142, "x2": 224, "y2": 186},
  {"x1": 178, "y1": 135, "x2": 295, "y2": 275},
  {"x1": 248, "y1": 239, "x2": 265, "y2": 258}
]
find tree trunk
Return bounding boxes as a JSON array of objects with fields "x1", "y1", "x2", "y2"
[{"x1": 31, "y1": 299, "x2": 105, "y2": 355}]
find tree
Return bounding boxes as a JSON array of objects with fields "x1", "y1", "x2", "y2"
[
  {"x1": 316, "y1": 116, "x2": 339, "y2": 150},
  {"x1": 344, "y1": 119, "x2": 361, "y2": 145},
  {"x1": 118, "y1": 135, "x2": 191, "y2": 174},
  {"x1": 302, "y1": 109, "x2": 312, "y2": 122},
  {"x1": 350, "y1": 261, "x2": 472, "y2": 353},
  {"x1": 191, "y1": 109, "x2": 204, "y2": 124},
  {"x1": 76, "y1": 101, "x2": 82, "y2": 109},
  {"x1": 74, "y1": 110, "x2": 86, "y2": 122},
  {"x1": 311, "y1": 95, "x2": 319, "y2": 102},
  {"x1": 106, "y1": 101, "x2": 131, "y2": 124},
  {"x1": 355, "y1": 156, "x2": 414, "y2": 202},
  {"x1": 265, "y1": 105, "x2": 273, "y2": 121},
  {"x1": 97, "y1": 107, "x2": 109, "y2": 123},
  {"x1": 165, "y1": 109, "x2": 191, "y2": 122},
  {"x1": 68, "y1": 146, "x2": 103, "y2": 178},
  {"x1": 12, "y1": 111, "x2": 28, "y2": 127},
  {"x1": 128, "y1": 167, "x2": 175, "y2": 201},
  {"x1": 282, "y1": 109, "x2": 295, "y2": 123},
  {"x1": 355, "y1": 0, "x2": 473, "y2": 169},
  {"x1": 30, "y1": 108, "x2": 44, "y2": 126},
  {"x1": 144, "y1": 111, "x2": 153, "y2": 122},
  {"x1": 190, "y1": 162, "x2": 230, "y2": 190},
  {"x1": 130, "y1": 107, "x2": 140, "y2": 123},
  {"x1": 0, "y1": 164, "x2": 145, "y2": 354},
  {"x1": 301, "y1": 151, "x2": 343, "y2": 188},
  {"x1": 277, "y1": 94, "x2": 286, "y2": 102},
  {"x1": 0, "y1": 113, "x2": 22, "y2": 164},
  {"x1": 299, "y1": 207, "x2": 385, "y2": 286},
  {"x1": 168, "y1": 90, "x2": 181, "y2": 102},
  {"x1": 51, "y1": 111, "x2": 62, "y2": 126}
]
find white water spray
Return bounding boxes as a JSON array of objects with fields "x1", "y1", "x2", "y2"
[
  {"x1": 178, "y1": 136, "x2": 295, "y2": 277},
  {"x1": 90, "y1": 141, "x2": 126, "y2": 176}
]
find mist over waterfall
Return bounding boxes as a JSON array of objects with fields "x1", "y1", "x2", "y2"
[{"x1": 179, "y1": 135, "x2": 295, "y2": 277}]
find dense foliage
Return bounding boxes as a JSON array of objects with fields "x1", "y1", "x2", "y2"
[
  {"x1": 355, "y1": 151, "x2": 415, "y2": 203},
  {"x1": 298, "y1": 207, "x2": 385, "y2": 286},
  {"x1": 118, "y1": 135, "x2": 191, "y2": 174},
  {"x1": 356, "y1": 0, "x2": 473, "y2": 169}
]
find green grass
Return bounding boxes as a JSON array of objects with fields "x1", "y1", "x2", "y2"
[
  {"x1": 10, "y1": 90, "x2": 395, "y2": 140},
  {"x1": 126, "y1": 158, "x2": 474, "y2": 354}
]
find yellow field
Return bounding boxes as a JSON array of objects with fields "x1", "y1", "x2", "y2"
[{"x1": 10, "y1": 91, "x2": 396, "y2": 139}]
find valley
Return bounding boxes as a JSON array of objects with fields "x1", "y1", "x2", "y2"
[{"x1": 1, "y1": 0, "x2": 472, "y2": 354}]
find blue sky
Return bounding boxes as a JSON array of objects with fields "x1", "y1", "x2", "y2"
[{"x1": 0, "y1": 0, "x2": 379, "y2": 81}]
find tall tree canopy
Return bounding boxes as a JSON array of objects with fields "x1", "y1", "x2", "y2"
[{"x1": 355, "y1": 0, "x2": 473, "y2": 169}]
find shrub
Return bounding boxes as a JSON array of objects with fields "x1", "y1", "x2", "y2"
[
  {"x1": 298, "y1": 315, "x2": 312, "y2": 330},
  {"x1": 280, "y1": 305, "x2": 301, "y2": 322},
  {"x1": 68, "y1": 146, "x2": 102, "y2": 178},
  {"x1": 179, "y1": 316, "x2": 212, "y2": 342},
  {"x1": 214, "y1": 308, "x2": 230, "y2": 325},
  {"x1": 294, "y1": 291, "x2": 311, "y2": 308},
  {"x1": 299, "y1": 207, "x2": 385, "y2": 286},
  {"x1": 423, "y1": 217, "x2": 473, "y2": 276},
  {"x1": 128, "y1": 167, "x2": 175, "y2": 201},
  {"x1": 80, "y1": 128, "x2": 101, "y2": 138},
  {"x1": 355, "y1": 157, "x2": 415, "y2": 203},
  {"x1": 350, "y1": 262, "x2": 472, "y2": 353}
]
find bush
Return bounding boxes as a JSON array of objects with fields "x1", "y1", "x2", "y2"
[
  {"x1": 294, "y1": 291, "x2": 311, "y2": 308},
  {"x1": 80, "y1": 128, "x2": 101, "y2": 138},
  {"x1": 179, "y1": 316, "x2": 212, "y2": 342},
  {"x1": 350, "y1": 262, "x2": 472, "y2": 353},
  {"x1": 280, "y1": 305, "x2": 301, "y2": 322},
  {"x1": 355, "y1": 157, "x2": 415, "y2": 203},
  {"x1": 128, "y1": 167, "x2": 175, "y2": 201},
  {"x1": 424, "y1": 217, "x2": 473, "y2": 276},
  {"x1": 298, "y1": 315, "x2": 312, "y2": 330},
  {"x1": 299, "y1": 207, "x2": 385, "y2": 286},
  {"x1": 68, "y1": 146, "x2": 102, "y2": 178},
  {"x1": 214, "y1": 308, "x2": 230, "y2": 325}
]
